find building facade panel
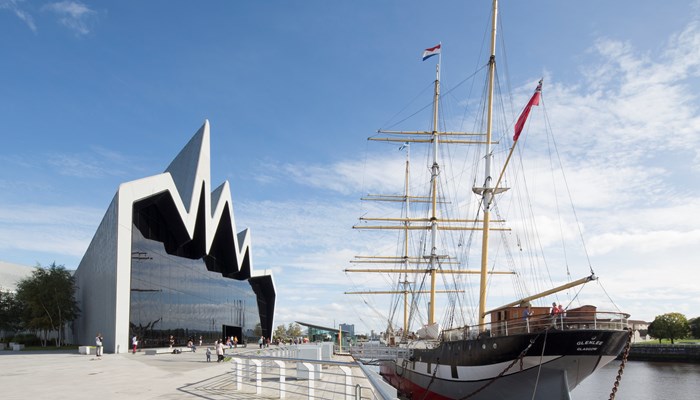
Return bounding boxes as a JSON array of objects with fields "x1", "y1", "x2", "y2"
[{"x1": 130, "y1": 226, "x2": 261, "y2": 347}]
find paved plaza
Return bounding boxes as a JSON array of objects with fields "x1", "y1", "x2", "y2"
[{"x1": 0, "y1": 346, "x2": 375, "y2": 400}]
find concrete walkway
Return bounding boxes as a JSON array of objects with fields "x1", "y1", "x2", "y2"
[{"x1": 0, "y1": 346, "x2": 372, "y2": 400}]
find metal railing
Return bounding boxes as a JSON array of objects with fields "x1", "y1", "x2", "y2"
[
  {"x1": 344, "y1": 343, "x2": 411, "y2": 361},
  {"x1": 227, "y1": 348, "x2": 398, "y2": 400},
  {"x1": 442, "y1": 310, "x2": 630, "y2": 341}
]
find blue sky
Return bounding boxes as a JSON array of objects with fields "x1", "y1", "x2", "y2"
[{"x1": 2, "y1": 0, "x2": 700, "y2": 334}]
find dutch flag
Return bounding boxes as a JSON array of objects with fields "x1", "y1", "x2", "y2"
[{"x1": 422, "y1": 44, "x2": 441, "y2": 61}]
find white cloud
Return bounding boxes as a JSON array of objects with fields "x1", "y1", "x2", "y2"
[
  {"x1": 0, "y1": 203, "x2": 102, "y2": 261},
  {"x1": 42, "y1": 1, "x2": 96, "y2": 36},
  {"x1": 44, "y1": 149, "x2": 144, "y2": 178},
  {"x1": 255, "y1": 153, "x2": 407, "y2": 196},
  {"x1": 0, "y1": 0, "x2": 37, "y2": 32}
]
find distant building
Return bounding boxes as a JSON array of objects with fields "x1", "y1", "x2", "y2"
[
  {"x1": 629, "y1": 319, "x2": 650, "y2": 342},
  {"x1": 71, "y1": 121, "x2": 276, "y2": 353},
  {"x1": 296, "y1": 321, "x2": 353, "y2": 344},
  {"x1": 339, "y1": 323, "x2": 355, "y2": 345},
  {"x1": 339, "y1": 323, "x2": 355, "y2": 338}
]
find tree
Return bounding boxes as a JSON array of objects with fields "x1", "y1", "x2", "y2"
[
  {"x1": 253, "y1": 323, "x2": 263, "y2": 337},
  {"x1": 689, "y1": 317, "x2": 700, "y2": 339},
  {"x1": 273, "y1": 324, "x2": 287, "y2": 341},
  {"x1": 15, "y1": 262, "x2": 80, "y2": 347},
  {"x1": 0, "y1": 290, "x2": 24, "y2": 336},
  {"x1": 648, "y1": 312, "x2": 690, "y2": 344},
  {"x1": 287, "y1": 322, "x2": 302, "y2": 338}
]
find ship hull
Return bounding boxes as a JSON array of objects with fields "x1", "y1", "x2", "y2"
[{"x1": 379, "y1": 329, "x2": 629, "y2": 400}]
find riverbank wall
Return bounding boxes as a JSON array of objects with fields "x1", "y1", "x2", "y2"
[{"x1": 625, "y1": 344, "x2": 700, "y2": 363}]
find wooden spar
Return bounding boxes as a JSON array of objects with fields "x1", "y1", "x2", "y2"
[
  {"x1": 369, "y1": 138, "x2": 495, "y2": 144},
  {"x1": 376, "y1": 130, "x2": 484, "y2": 136},
  {"x1": 345, "y1": 268, "x2": 515, "y2": 275},
  {"x1": 358, "y1": 217, "x2": 505, "y2": 223},
  {"x1": 345, "y1": 290, "x2": 463, "y2": 295},
  {"x1": 354, "y1": 225, "x2": 510, "y2": 231},
  {"x1": 483, "y1": 274, "x2": 597, "y2": 316}
]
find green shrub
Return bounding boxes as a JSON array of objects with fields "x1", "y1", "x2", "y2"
[{"x1": 11, "y1": 333, "x2": 41, "y2": 346}]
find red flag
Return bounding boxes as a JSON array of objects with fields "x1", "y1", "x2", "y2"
[{"x1": 513, "y1": 80, "x2": 542, "y2": 141}]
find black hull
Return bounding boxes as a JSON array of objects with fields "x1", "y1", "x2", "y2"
[{"x1": 379, "y1": 329, "x2": 629, "y2": 400}]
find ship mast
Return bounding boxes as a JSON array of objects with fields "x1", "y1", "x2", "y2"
[
  {"x1": 428, "y1": 58, "x2": 441, "y2": 325},
  {"x1": 477, "y1": 0, "x2": 499, "y2": 329},
  {"x1": 348, "y1": 28, "x2": 515, "y2": 337}
]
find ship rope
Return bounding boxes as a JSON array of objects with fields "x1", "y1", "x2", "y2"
[
  {"x1": 459, "y1": 329, "x2": 547, "y2": 400},
  {"x1": 541, "y1": 101, "x2": 595, "y2": 276},
  {"x1": 530, "y1": 327, "x2": 550, "y2": 399},
  {"x1": 418, "y1": 357, "x2": 440, "y2": 400},
  {"x1": 608, "y1": 328, "x2": 634, "y2": 400}
]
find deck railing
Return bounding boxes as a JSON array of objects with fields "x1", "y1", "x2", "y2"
[{"x1": 442, "y1": 310, "x2": 630, "y2": 341}]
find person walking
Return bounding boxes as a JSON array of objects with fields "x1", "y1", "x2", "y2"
[
  {"x1": 216, "y1": 340, "x2": 224, "y2": 362},
  {"x1": 131, "y1": 335, "x2": 138, "y2": 354},
  {"x1": 206, "y1": 346, "x2": 211, "y2": 362},
  {"x1": 95, "y1": 333, "x2": 103, "y2": 357}
]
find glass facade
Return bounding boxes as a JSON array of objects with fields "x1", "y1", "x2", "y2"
[{"x1": 129, "y1": 226, "x2": 262, "y2": 348}]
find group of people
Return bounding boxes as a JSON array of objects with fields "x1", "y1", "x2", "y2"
[
  {"x1": 207, "y1": 339, "x2": 228, "y2": 362},
  {"x1": 93, "y1": 334, "x2": 265, "y2": 359},
  {"x1": 519, "y1": 302, "x2": 567, "y2": 331},
  {"x1": 224, "y1": 335, "x2": 239, "y2": 349},
  {"x1": 258, "y1": 336, "x2": 271, "y2": 348},
  {"x1": 551, "y1": 302, "x2": 566, "y2": 328}
]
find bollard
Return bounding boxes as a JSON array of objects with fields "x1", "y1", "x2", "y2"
[
  {"x1": 250, "y1": 359, "x2": 262, "y2": 395},
  {"x1": 232, "y1": 357, "x2": 243, "y2": 390},
  {"x1": 273, "y1": 360, "x2": 286, "y2": 399},
  {"x1": 298, "y1": 362, "x2": 315, "y2": 400},
  {"x1": 339, "y1": 366, "x2": 353, "y2": 400}
]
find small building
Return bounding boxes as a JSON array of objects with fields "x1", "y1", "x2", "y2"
[
  {"x1": 296, "y1": 321, "x2": 353, "y2": 345},
  {"x1": 629, "y1": 319, "x2": 650, "y2": 342}
]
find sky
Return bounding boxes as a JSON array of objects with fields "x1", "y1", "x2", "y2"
[{"x1": 1, "y1": 0, "x2": 700, "y2": 335}]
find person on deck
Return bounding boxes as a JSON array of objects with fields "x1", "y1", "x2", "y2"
[
  {"x1": 551, "y1": 302, "x2": 561, "y2": 328},
  {"x1": 557, "y1": 304, "x2": 566, "y2": 328},
  {"x1": 523, "y1": 306, "x2": 532, "y2": 332}
]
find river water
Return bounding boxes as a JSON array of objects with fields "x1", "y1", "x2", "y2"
[{"x1": 571, "y1": 361, "x2": 700, "y2": 399}]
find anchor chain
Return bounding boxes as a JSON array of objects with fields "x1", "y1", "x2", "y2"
[{"x1": 608, "y1": 328, "x2": 634, "y2": 400}]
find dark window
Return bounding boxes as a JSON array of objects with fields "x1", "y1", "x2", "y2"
[{"x1": 129, "y1": 225, "x2": 261, "y2": 348}]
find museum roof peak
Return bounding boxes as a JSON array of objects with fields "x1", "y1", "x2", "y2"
[{"x1": 165, "y1": 120, "x2": 211, "y2": 213}]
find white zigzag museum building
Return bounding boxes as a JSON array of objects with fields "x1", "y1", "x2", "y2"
[{"x1": 71, "y1": 121, "x2": 276, "y2": 354}]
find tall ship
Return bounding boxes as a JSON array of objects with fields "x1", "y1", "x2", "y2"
[{"x1": 345, "y1": 1, "x2": 631, "y2": 399}]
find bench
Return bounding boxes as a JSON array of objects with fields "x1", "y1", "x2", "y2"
[{"x1": 78, "y1": 346, "x2": 94, "y2": 355}]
